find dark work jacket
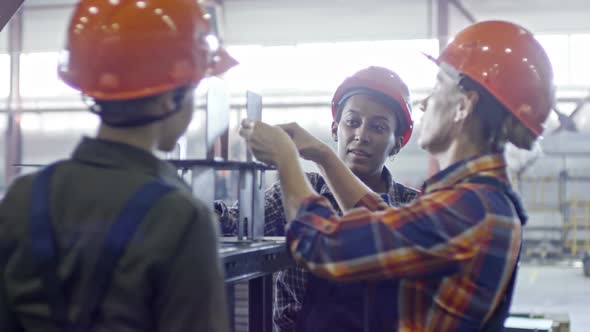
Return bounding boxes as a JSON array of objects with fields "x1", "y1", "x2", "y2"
[{"x1": 0, "y1": 138, "x2": 228, "y2": 332}]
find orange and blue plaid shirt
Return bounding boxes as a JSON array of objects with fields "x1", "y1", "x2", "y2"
[
  {"x1": 286, "y1": 154, "x2": 523, "y2": 331},
  {"x1": 217, "y1": 169, "x2": 419, "y2": 331}
]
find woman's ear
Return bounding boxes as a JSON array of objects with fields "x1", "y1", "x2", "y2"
[
  {"x1": 454, "y1": 90, "x2": 479, "y2": 122},
  {"x1": 390, "y1": 136, "x2": 403, "y2": 156}
]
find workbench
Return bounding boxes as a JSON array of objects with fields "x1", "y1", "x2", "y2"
[{"x1": 221, "y1": 237, "x2": 294, "y2": 332}]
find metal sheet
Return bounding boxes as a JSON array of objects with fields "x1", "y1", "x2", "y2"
[
  {"x1": 246, "y1": 91, "x2": 262, "y2": 162},
  {"x1": 250, "y1": 170, "x2": 266, "y2": 239},
  {"x1": 5, "y1": 8, "x2": 22, "y2": 185},
  {"x1": 238, "y1": 168, "x2": 253, "y2": 240},
  {"x1": 246, "y1": 91, "x2": 265, "y2": 240},
  {"x1": 220, "y1": 238, "x2": 292, "y2": 283}
]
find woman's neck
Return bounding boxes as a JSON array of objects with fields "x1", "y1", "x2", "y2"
[
  {"x1": 357, "y1": 169, "x2": 388, "y2": 193},
  {"x1": 433, "y1": 135, "x2": 488, "y2": 170}
]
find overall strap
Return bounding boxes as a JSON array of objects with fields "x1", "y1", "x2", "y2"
[
  {"x1": 30, "y1": 162, "x2": 70, "y2": 329},
  {"x1": 76, "y1": 181, "x2": 175, "y2": 329},
  {"x1": 30, "y1": 162, "x2": 175, "y2": 331}
]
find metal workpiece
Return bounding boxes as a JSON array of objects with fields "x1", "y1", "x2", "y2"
[
  {"x1": 220, "y1": 237, "x2": 293, "y2": 332},
  {"x1": 169, "y1": 159, "x2": 274, "y2": 171},
  {"x1": 173, "y1": 162, "x2": 270, "y2": 242},
  {"x1": 177, "y1": 88, "x2": 286, "y2": 331},
  {"x1": 220, "y1": 237, "x2": 292, "y2": 284},
  {"x1": 175, "y1": 89, "x2": 271, "y2": 243},
  {"x1": 238, "y1": 168, "x2": 253, "y2": 241},
  {"x1": 246, "y1": 91, "x2": 263, "y2": 163}
]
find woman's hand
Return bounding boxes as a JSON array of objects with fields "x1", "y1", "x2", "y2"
[
  {"x1": 239, "y1": 120, "x2": 320, "y2": 219},
  {"x1": 239, "y1": 120, "x2": 298, "y2": 166},
  {"x1": 277, "y1": 122, "x2": 331, "y2": 162}
]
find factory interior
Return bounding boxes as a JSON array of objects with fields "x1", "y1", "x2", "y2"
[{"x1": 0, "y1": 0, "x2": 589, "y2": 331}]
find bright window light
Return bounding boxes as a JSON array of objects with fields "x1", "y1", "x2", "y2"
[
  {"x1": 570, "y1": 34, "x2": 590, "y2": 86},
  {"x1": 20, "y1": 52, "x2": 79, "y2": 98},
  {"x1": 21, "y1": 112, "x2": 98, "y2": 133},
  {"x1": 535, "y1": 35, "x2": 570, "y2": 86},
  {"x1": 0, "y1": 54, "x2": 9, "y2": 98},
  {"x1": 225, "y1": 39, "x2": 439, "y2": 95},
  {"x1": 13, "y1": 35, "x2": 588, "y2": 102}
]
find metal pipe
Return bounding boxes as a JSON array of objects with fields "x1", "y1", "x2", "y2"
[
  {"x1": 21, "y1": 4, "x2": 73, "y2": 11},
  {"x1": 585, "y1": 202, "x2": 590, "y2": 251},
  {"x1": 6, "y1": 7, "x2": 23, "y2": 185},
  {"x1": 449, "y1": 0, "x2": 477, "y2": 23},
  {"x1": 437, "y1": 0, "x2": 450, "y2": 53},
  {"x1": 571, "y1": 197, "x2": 579, "y2": 256},
  {"x1": 539, "y1": 177, "x2": 546, "y2": 207},
  {"x1": 427, "y1": 0, "x2": 433, "y2": 38}
]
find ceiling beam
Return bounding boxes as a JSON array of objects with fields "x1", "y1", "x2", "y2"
[{"x1": 449, "y1": 0, "x2": 477, "y2": 23}]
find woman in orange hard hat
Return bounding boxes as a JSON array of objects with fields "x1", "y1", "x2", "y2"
[
  {"x1": 240, "y1": 21, "x2": 554, "y2": 331},
  {"x1": 218, "y1": 66, "x2": 419, "y2": 331},
  {"x1": 0, "y1": 1, "x2": 236, "y2": 331}
]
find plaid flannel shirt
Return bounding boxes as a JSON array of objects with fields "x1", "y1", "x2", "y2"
[
  {"x1": 286, "y1": 154, "x2": 523, "y2": 331},
  {"x1": 216, "y1": 169, "x2": 419, "y2": 331}
]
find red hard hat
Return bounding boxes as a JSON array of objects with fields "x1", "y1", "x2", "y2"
[
  {"x1": 58, "y1": 0, "x2": 238, "y2": 101},
  {"x1": 434, "y1": 21, "x2": 554, "y2": 137},
  {"x1": 332, "y1": 66, "x2": 414, "y2": 147}
]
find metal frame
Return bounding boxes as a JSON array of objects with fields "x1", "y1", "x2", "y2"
[
  {"x1": 449, "y1": 0, "x2": 477, "y2": 24},
  {"x1": 171, "y1": 86, "x2": 285, "y2": 331},
  {"x1": 5, "y1": 5, "x2": 23, "y2": 185},
  {"x1": 552, "y1": 91, "x2": 590, "y2": 133},
  {"x1": 221, "y1": 238, "x2": 293, "y2": 332}
]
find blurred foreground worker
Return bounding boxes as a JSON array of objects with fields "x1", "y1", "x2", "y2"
[
  {"x1": 240, "y1": 21, "x2": 554, "y2": 331},
  {"x1": 0, "y1": 1, "x2": 236, "y2": 331},
  {"x1": 216, "y1": 67, "x2": 419, "y2": 331}
]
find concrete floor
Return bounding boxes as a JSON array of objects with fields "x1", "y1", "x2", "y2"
[{"x1": 511, "y1": 261, "x2": 590, "y2": 332}]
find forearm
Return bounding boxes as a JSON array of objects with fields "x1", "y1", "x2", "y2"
[
  {"x1": 314, "y1": 146, "x2": 372, "y2": 212},
  {"x1": 275, "y1": 153, "x2": 316, "y2": 221}
]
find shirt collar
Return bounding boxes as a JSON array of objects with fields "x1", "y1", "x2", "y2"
[
  {"x1": 422, "y1": 153, "x2": 509, "y2": 194},
  {"x1": 71, "y1": 137, "x2": 180, "y2": 181},
  {"x1": 318, "y1": 167, "x2": 396, "y2": 197}
]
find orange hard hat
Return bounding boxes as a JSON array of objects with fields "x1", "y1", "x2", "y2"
[
  {"x1": 332, "y1": 66, "x2": 414, "y2": 147},
  {"x1": 433, "y1": 20, "x2": 554, "y2": 137},
  {"x1": 58, "y1": 0, "x2": 238, "y2": 101}
]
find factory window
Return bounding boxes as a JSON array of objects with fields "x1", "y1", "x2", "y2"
[
  {"x1": 0, "y1": 54, "x2": 9, "y2": 98},
  {"x1": 570, "y1": 34, "x2": 590, "y2": 86},
  {"x1": 535, "y1": 34, "x2": 570, "y2": 86},
  {"x1": 21, "y1": 112, "x2": 97, "y2": 166},
  {"x1": 20, "y1": 52, "x2": 78, "y2": 98},
  {"x1": 13, "y1": 36, "x2": 588, "y2": 100},
  {"x1": 225, "y1": 39, "x2": 439, "y2": 95}
]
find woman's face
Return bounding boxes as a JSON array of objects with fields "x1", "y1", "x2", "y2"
[
  {"x1": 418, "y1": 68, "x2": 465, "y2": 154},
  {"x1": 332, "y1": 94, "x2": 402, "y2": 178}
]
